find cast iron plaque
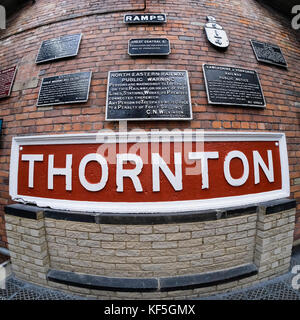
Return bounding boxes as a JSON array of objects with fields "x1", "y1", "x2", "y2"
[
  {"x1": 0, "y1": 66, "x2": 17, "y2": 99},
  {"x1": 124, "y1": 14, "x2": 167, "y2": 24},
  {"x1": 106, "y1": 70, "x2": 192, "y2": 121},
  {"x1": 37, "y1": 71, "x2": 92, "y2": 106},
  {"x1": 128, "y1": 38, "x2": 170, "y2": 56},
  {"x1": 250, "y1": 40, "x2": 287, "y2": 68},
  {"x1": 36, "y1": 33, "x2": 82, "y2": 64},
  {"x1": 203, "y1": 64, "x2": 266, "y2": 108}
]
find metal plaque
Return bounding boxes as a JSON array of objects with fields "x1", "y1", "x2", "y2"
[
  {"x1": 36, "y1": 33, "x2": 82, "y2": 64},
  {"x1": 250, "y1": 40, "x2": 287, "y2": 68},
  {"x1": 0, "y1": 66, "x2": 17, "y2": 99},
  {"x1": 106, "y1": 70, "x2": 192, "y2": 121},
  {"x1": 203, "y1": 64, "x2": 266, "y2": 108},
  {"x1": 37, "y1": 71, "x2": 92, "y2": 107},
  {"x1": 205, "y1": 16, "x2": 229, "y2": 49},
  {"x1": 128, "y1": 38, "x2": 170, "y2": 56},
  {"x1": 124, "y1": 13, "x2": 167, "y2": 24}
]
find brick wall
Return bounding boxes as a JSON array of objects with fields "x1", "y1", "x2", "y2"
[{"x1": 0, "y1": 0, "x2": 299, "y2": 248}]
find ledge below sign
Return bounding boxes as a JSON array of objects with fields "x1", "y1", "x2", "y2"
[{"x1": 9, "y1": 131, "x2": 289, "y2": 213}]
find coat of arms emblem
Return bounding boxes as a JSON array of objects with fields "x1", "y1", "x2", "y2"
[{"x1": 205, "y1": 16, "x2": 229, "y2": 49}]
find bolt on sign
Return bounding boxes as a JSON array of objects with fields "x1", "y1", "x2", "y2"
[
  {"x1": 9, "y1": 131, "x2": 289, "y2": 213},
  {"x1": 0, "y1": 66, "x2": 17, "y2": 99}
]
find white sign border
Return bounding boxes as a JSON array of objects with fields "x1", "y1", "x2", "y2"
[{"x1": 9, "y1": 131, "x2": 290, "y2": 213}]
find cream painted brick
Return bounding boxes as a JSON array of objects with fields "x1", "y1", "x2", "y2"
[
  {"x1": 202, "y1": 249, "x2": 225, "y2": 258},
  {"x1": 166, "y1": 232, "x2": 190, "y2": 241},
  {"x1": 126, "y1": 226, "x2": 152, "y2": 234},
  {"x1": 153, "y1": 225, "x2": 179, "y2": 233},
  {"x1": 21, "y1": 219, "x2": 44, "y2": 229},
  {"x1": 66, "y1": 230, "x2": 89, "y2": 239},
  {"x1": 89, "y1": 233, "x2": 114, "y2": 241},
  {"x1": 101, "y1": 225, "x2": 126, "y2": 234},
  {"x1": 178, "y1": 238, "x2": 202, "y2": 247},
  {"x1": 101, "y1": 241, "x2": 125, "y2": 249},
  {"x1": 91, "y1": 248, "x2": 114, "y2": 256},
  {"x1": 126, "y1": 257, "x2": 152, "y2": 264},
  {"x1": 126, "y1": 241, "x2": 152, "y2": 249},
  {"x1": 5, "y1": 216, "x2": 21, "y2": 224},
  {"x1": 226, "y1": 231, "x2": 248, "y2": 240},
  {"x1": 152, "y1": 241, "x2": 178, "y2": 249},
  {"x1": 115, "y1": 249, "x2": 140, "y2": 257},
  {"x1": 56, "y1": 237, "x2": 77, "y2": 246},
  {"x1": 179, "y1": 223, "x2": 204, "y2": 232},
  {"x1": 140, "y1": 234, "x2": 165, "y2": 241},
  {"x1": 22, "y1": 234, "x2": 45, "y2": 245},
  {"x1": 248, "y1": 215, "x2": 257, "y2": 222},
  {"x1": 47, "y1": 228, "x2": 66, "y2": 236},
  {"x1": 216, "y1": 226, "x2": 237, "y2": 235},
  {"x1": 192, "y1": 229, "x2": 215, "y2": 238},
  {"x1": 141, "y1": 262, "x2": 189, "y2": 271},
  {"x1": 78, "y1": 239, "x2": 100, "y2": 247},
  {"x1": 151, "y1": 256, "x2": 177, "y2": 263},
  {"x1": 203, "y1": 235, "x2": 226, "y2": 244},
  {"x1": 113, "y1": 234, "x2": 139, "y2": 241},
  {"x1": 191, "y1": 258, "x2": 214, "y2": 267},
  {"x1": 45, "y1": 219, "x2": 56, "y2": 228},
  {"x1": 237, "y1": 222, "x2": 256, "y2": 231},
  {"x1": 70, "y1": 259, "x2": 93, "y2": 268},
  {"x1": 178, "y1": 252, "x2": 202, "y2": 261}
]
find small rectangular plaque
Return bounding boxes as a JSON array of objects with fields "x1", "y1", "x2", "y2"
[
  {"x1": 36, "y1": 33, "x2": 82, "y2": 64},
  {"x1": 128, "y1": 38, "x2": 170, "y2": 56},
  {"x1": 250, "y1": 40, "x2": 287, "y2": 68},
  {"x1": 203, "y1": 64, "x2": 266, "y2": 108},
  {"x1": 0, "y1": 66, "x2": 17, "y2": 99},
  {"x1": 37, "y1": 71, "x2": 92, "y2": 107},
  {"x1": 124, "y1": 14, "x2": 167, "y2": 24},
  {"x1": 106, "y1": 70, "x2": 192, "y2": 121}
]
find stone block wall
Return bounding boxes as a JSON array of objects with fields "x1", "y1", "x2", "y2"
[{"x1": 4, "y1": 199, "x2": 296, "y2": 299}]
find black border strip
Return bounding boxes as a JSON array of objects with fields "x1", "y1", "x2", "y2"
[
  {"x1": 4, "y1": 199, "x2": 296, "y2": 224},
  {"x1": 47, "y1": 263, "x2": 258, "y2": 292}
]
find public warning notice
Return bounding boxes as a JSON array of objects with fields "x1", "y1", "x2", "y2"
[{"x1": 106, "y1": 70, "x2": 192, "y2": 121}]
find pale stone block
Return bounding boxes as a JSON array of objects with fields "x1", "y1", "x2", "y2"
[
  {"x1": 101, "y1": 225, "x2": 126, "y2": 234},
  {"x1": 140, "y1": 234, "x2": 166, "y2": 241},
  {"x1": 166, "y1": 232, "x2": 190, "y2": 241},
  {"x1": 66, "y1": 230, "x2": 89, "y2": 239},
  {"x1": 126, "y1": 226, "x2": 152, "y2": 234},
  {"x1": 153, "y1": 225, "x2": 179, "y2": 233}
]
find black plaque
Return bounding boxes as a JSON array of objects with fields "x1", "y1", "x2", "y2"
[
  {"x1": 250, "y1": 40, "x2": 287, "y2": 68},
  {"x1": 37, "y1": 72, "x2": 92, "y2": 106},
  {"x1": 128, "y1": 38, "x2": 170, "y2": 56},
  {"x1": 124, "y1": 14, "x2": 167, "y2": 24},
  {"x1": 106, "y1": 70, "x2": 192, "y2": 121},
  {"x1": 203, "y1": 64, "x2": 266, "y2": 108},
  {"x1": 36, "y1": 33, "x2": 82, "y2": 64}
]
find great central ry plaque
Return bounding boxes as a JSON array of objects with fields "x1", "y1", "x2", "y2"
[
  {"x1": 106, "y1": 70, "x2": 192, "y2": 121},
  {"x1": 36, "y1": 33, "x2": 82, "y2": 64},
  {"x1": 0, "y1": 66, "x2": 17, "y2": 99},
  {"x1": 250, "y1": 40, "x2": 287, "y2": 68},
  {"x1": 37, "y1": 71, "x2": 92, "y2": 106},
  {"x1": 128, "y1": 38, "x2": 170, "y2": 56},
  {"x1": 203, "y1": 64, "x2": 266, "y2": 108}
]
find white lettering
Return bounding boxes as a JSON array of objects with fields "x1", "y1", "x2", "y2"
[
  {"x1": 48, "y1": 154, "x2": 72, "y2": 191},
  {"x1": 253, "y1": 150, "x2": 274, "y2": 184},
  {"x1": 79, "y1": 154, "x2": 108, "y2": 191},
  {"x1": 224, "y1": 151, "x2": 249, "y2": 186},
  {"x1": 116, "y1": 154, "x2": 143, "y2": 192},
  {"x1": 152, "y1": 153, "x2": 182, "y2": 192},
  {"x1": 188, "y1": 152, "x2": 219, "y2": 189},
  {"x1": 21, "y1": 154, "x2": 44, "y2": 188}
]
